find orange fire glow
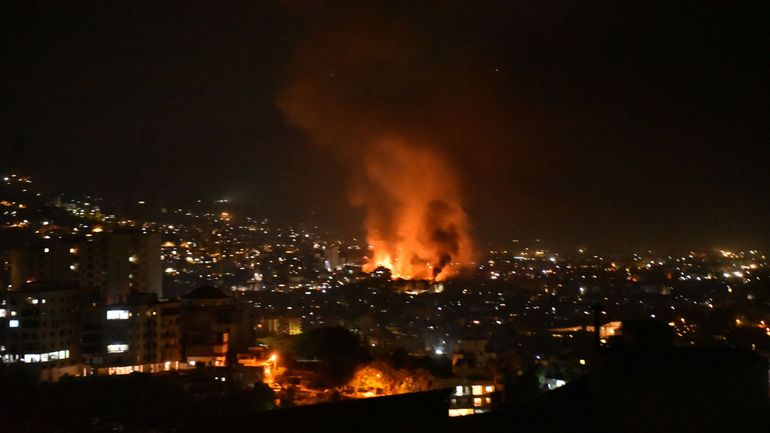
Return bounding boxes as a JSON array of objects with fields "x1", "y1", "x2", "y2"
[
  {"x1": 357, "y1": 136, "x2": 473, "y2": 281},
  {"x1": 275, "y1": 13, "x2": 477, "y2": 282}
]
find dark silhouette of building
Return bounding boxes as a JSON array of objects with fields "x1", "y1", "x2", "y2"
[
  {"x1": 0, "y1": 282, "x2": 84, "y2": 381},
  {"x1": 7, "y1": 230, "x2": 162, "y2": 303},
  {"x1": 448, "y1": 320, "x2": 770, "y2": 433},
  {"x1": 180, "y1": 286, "x2": 243, "y2": 367}
]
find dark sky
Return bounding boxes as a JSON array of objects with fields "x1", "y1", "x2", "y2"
[{"x1": 2, "y1": 1, "x2": 769, "y2": 252}]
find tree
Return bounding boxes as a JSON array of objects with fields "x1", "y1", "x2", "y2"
[
  {"x1": 349, "y1": 360, "x2": 436, "y2": 396},
  {"x1": 291, "y1": 326, "x2": 370, "y2": 387},
  {"x1": 251, "y1": 382, "x2": 276, "y2": 411}
]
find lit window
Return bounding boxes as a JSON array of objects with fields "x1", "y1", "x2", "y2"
[
  {"x1": 9, "y1": 319, "x2": 19, "y2": 328},
  {"x1": 23, "y1": 354, "x2": 41, "y2": 363},
  {"x1": 448, "y1": 409, "x2": 475, "y2": 417},
  {"x1": 106, "y1": 309, "x2": 130, "y2": 320},
  {"x1": 473, "y1": 397, "x2": 482, "y2": 407},
  {"x1": 472, "y1": 385, "x2": 483, "y2": 396},
  {"x1": 485, "y1": 385, "x2": 495, "y2": 393},
  {"x1": 455, "y1": 385, "x2": 464, "y2": 396},
  {"x1": 107, "y1": 344, "x2": 129, "y2": 353}
]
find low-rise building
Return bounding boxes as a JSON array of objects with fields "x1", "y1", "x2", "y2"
[
  {"x1": 81, "y1": 293, "x2": 181, "y2": 375},
  {"x1": 181, "y1": 286, "x2": 241, "y2": 367}
]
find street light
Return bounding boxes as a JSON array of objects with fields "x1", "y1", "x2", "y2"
[{"x1": 264, "y1": 353, "x2": 279, "y2": 386}]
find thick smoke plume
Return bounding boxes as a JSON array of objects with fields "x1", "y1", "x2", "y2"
[
  {"x1": 355, "y1": 136, "x2": 472, "y2": 279},
  {"x1": 277, "y1": 3, "x2": 501, "y2": 280}
]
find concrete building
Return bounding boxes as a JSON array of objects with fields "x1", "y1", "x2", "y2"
[
  {"x1": 262, "y1": 316, "x2": 303, "y2": 336},
  {"x1": 324, "y1": 244, "x2": 342, "y2": 270},
  {"x1": 0, "y1": 283, "x2": 84, "y2": 381},
  {"x1": 8, "y1": 243, "x2": 77, "y2": 289},
  {"x1": 451, "y1": 338, "x2": 496, "y2": 378},
  {"x1": 180, "y1": 286, "x2": 242, "y2": 367},
  {"x1": 75, "y1": 231, "x2": 162, "y2": 302},
  {"x1": 448, "y1": 381, "x2": 497, "y2": 416},
  {"x1": 81, "y1": 293, "x2": 181, "y2": 375},
  {"x1": 7, "y1": 230, "x2": 162, "y2": 303}
]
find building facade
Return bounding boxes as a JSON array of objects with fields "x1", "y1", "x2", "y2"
[
  {"x1": 0, "y1": 283, "x2": 84, "y2": 381},
  {"x1": 7, "y1": 230, "x2": 162, "y2": 302}
]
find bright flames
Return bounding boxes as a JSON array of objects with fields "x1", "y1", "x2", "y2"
[{"x1": 357, "y1": 137, "x2": 473, "y2": 281}]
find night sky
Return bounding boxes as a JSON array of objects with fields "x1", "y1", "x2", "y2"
[{"x1": 2, "y1": 1, "x2": 769, "y2": 252}]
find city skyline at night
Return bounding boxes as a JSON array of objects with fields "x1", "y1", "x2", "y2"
[
  {"x1": 2, "y1": 1, "x2": 768, "y2": 252},
  {"x1": 1, "y1": 2, "x2": 769, "y2": 432}
]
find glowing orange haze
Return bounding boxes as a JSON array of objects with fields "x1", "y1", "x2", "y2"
[
  {"x1": 275, "y1": 12, "x2": 477, "y2": 281},
  {"x1": 356, "y1": 136, "x2": 474, "y2": 281}
]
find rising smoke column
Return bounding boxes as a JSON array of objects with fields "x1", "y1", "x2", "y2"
[{"x1": 277, "y1": 4, "x2": 486, "y2": 280}]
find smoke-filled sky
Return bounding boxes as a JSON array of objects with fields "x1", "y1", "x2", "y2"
[{"x1": 2, "y1": 1, "x2": 769, "y2": 252}]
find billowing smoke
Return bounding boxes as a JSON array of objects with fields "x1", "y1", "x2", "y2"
[
  {"x1": 354, "y1": 136, "x2": 472, "y2": 279},
  {"x1": 276, "y1": 3, "x2": 512, "y2": 279}
]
